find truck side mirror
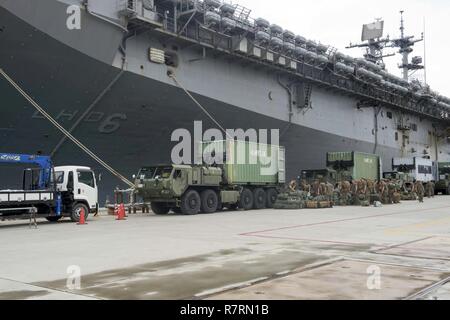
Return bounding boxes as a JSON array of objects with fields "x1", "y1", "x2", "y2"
[{"x1": 98, "y1": 173, "x2": 102, "y2": 182}]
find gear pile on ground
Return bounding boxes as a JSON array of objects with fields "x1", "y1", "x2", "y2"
[
  {"x1": 274, "y1": 190, "x2": 310, "y2": 210},
  {"x1": 275, "y1": 177, "x2": 433, "y2": 210}
]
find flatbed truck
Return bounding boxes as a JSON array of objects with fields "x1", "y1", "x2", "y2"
[{"x1": 0, "y1": 153, "x2": 98, "y2": 222}]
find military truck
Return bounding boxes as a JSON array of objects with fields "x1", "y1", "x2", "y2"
[
  {"x1": 392, "y1": 157, "x2": 435, "y2": 183},
  {"x1": 300, "y1": 168, "x2": 338, "y2": 186},
  {"x1": 435, "y1": 162, "x2": 450, "y2": 195},
  {"x1": 383, "y1": 171, "x2": 413, "y2": 182},
  {"x1": 326, "y1": 151, "x2": 382, "y2": 182},
  {"x1": 135, "y1": 140, "x2": 286, "y2": 215}
]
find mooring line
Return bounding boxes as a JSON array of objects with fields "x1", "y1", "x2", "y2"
[{"x1": 0, "y1": 68, "x2": 134, "y2": 188}]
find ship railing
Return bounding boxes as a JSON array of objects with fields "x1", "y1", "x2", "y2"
[
  {"x1": 150, "y1": 3, "x2": 450, "y2": 122},
  {"x1": 117, "y1": 0, "x2": 138, "y2": 17}
]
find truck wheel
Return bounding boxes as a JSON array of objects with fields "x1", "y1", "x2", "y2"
[
  {"x1": 266, "y1": 188, "x2": 278, "y2": 208},
  {"x1": 46, "y1": 216, "x2": 62, "y2": 222},
  {"x1": 71, "y1": 203, "x2": 89, "y2": 223},
  {"x1": 151, "y1": 202, "x2": 170, "y2": 215},
  {"x1": 253, "y1": 188, "x2": 267, "y2": 209},
  {"x1": 239, "y1": 188, "x2": 254, "y2": 211},
  {"x1": 181, "y1": 190, "x2": 201, "y2": 215},
  {"x1": 447, "y1": 185, "x2": 450, "y2": 195},
  {"x1": 200, "y1": 189, "x2": 219, "y2": 214}
]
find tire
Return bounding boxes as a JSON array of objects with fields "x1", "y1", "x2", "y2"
[
  {"x1": 266, "y1": 188, "x2": 278, "y2": 209},
  {"x1": 70, "y1": 203, "x2": 89, "y2": 223},
  {"x1": 239, "y1": 188, "x2": 254, "y2": 211},
  {"x1": 447, "y1": 185, "x2": 450, "y2": 196},
  {"x1": 151, "y1": 202, "x2": 170, "y2": 215},
  {"x1": 253, "y1": 188, "x2": 267, "y2": 209},
  {"x1": 46, "y1": 216, "x2": 62, "y2": 222},
  {"x1": 181, "y1": 189, "x2": 201, "y2": 215},
  {"x1": 200, "y1": 189, "x2": 219, "y2": 214}
]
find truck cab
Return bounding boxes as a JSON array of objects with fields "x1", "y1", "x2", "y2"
[
  {"x1": 135, "y1": 165, "x2": 186, "y2": 202},
  {"x1": 53, "y1": 166, "x2": 99, "y2": 221},
  {"x1": 0, "y1": 152, "x2": 98, "y2": 222},
  {"x1": 135, "y1": 164, "x2": 224, "y2": 215},
  {"x1": 435, "y1": 163, "x2": 450, "y2": 195}
]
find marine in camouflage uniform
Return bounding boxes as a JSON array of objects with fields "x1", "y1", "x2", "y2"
[
  {"x1": 392, "y1": 180, "x2": 402, "y2": 204},
  {"x1": 311, "y1": 179, "x2": 322, "y2": 199},
  {"x1": 387, "y1": 180, "x2": 397, "y2": 205},
  {"x1": 378, "y1": 180, "x2": 390, "y2": 205},
  {"x1": 426, "y1": 181, "x2": 435, "y2": 198},
  {"x1": 338, "y1": 181, "x2": 351, "y2": 206},
  {"x1": 413, "y1": 181, "x2": 425, "y2": 203}
]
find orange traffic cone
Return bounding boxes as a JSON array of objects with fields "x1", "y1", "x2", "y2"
[
  {"x1": 116, "y1": 204, "x2": 126, "y2": 221},
  {"x1": 77, "y1": 207, "x2": 87, "y2": 225}
]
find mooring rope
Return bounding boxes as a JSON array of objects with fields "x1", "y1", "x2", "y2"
[{"x1": 0, "y1": 68, "x2": 135, "y2": 188}]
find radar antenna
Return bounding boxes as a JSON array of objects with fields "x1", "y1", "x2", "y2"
[{"x1": 346, "y1": 18, "x2": 394, "y2": 67}]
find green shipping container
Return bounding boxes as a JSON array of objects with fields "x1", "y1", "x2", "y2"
[
  {"x1": 199, "y1": 140, "x2": 286, "y2": 185},
  {"x1": 327, "y1": 151, "x2": 381, "y2": 181}
]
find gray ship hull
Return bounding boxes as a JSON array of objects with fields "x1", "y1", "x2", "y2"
[{"x1": 0, "y1": 5, "x2": 425, "y2": 203}]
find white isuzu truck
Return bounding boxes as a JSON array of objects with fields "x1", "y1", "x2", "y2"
[{"x1": 0, "y1": 153, "x2": 98, "y2": 222}]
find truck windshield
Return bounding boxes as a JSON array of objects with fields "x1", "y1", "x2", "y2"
[
  {"x1": 154, "y1": 167, "x2": 173, "y2": 179},
  {"x1": 139, "y1": 167, "x2": 173, "y2": 179},
  {"x1": 439, "y1": 167, "x2": 450, "y2": 175},
  {"x1": 302, "y1": 170, "x2": 328, "y2": 180},
  {"x1": 138, "y1": 167, "x2": 156, "y2": 179}
]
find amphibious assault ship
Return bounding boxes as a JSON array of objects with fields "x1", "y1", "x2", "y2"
[{"x1": 1, "y1": 0, "x2": 450, "y2": 202}]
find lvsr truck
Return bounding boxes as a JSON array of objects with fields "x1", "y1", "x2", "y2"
[{"x1": 135, "y1": 140, "x2": 286, "y2": 215}]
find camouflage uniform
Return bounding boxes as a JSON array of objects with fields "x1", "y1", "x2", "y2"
[
  {"x1": 414, "y1": 181, "x2": 425, "y2": 203},
  {"x1": 387, "y1": 181, "x2": 397, "y2": 205},
  {"x1": 392, "y1": 180, "x2": 402, "y2": 204},
  {"x1": 426, "y1": 182, "x2": 435, "y2": 198},
  {"x1": 289, "y1": 180, "x2": 298, "y2": 192},
  {"x1": 338, "y1": 181, "x2": 351, "y2": 206},
  {"x1": 311, "y1": 180, "x2": 322, "y2": 199},
  {"x1": 378, "y1": 180, "x2": 390, "y2": 205}
]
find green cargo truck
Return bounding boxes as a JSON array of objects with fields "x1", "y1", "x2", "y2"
[
  {"x1": 300, "y1": 168, "x2": 338, "y2": 185},
  {"x1": 135, "y1": 140, "x2": 286, "y2": 215},
  {"x1": 435, "y1": 162, "x2": 450, "y2": 195},
  {"x1": 326, "y1": 151, "x2": 382, "y2": 181}
]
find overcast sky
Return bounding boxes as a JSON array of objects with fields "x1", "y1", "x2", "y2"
[{"x1": 236, "y1": 0, "x2": 450, "y2": 96}]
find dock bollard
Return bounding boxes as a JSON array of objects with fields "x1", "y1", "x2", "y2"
[{"x1": 77, "y1": 207, "x2": 87, "y2": 225}]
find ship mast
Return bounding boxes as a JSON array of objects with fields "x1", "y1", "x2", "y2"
[
  {"x1": 389, "y1": 10, "x2": 425, "y2": 81},
  {"x1": 347, "y1": 11, "x2": 425, "y2": 82}
]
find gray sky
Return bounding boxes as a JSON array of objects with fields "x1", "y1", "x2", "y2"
[{"x1": 237, "y1": 0, "x2": 450, "y2": 96}]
